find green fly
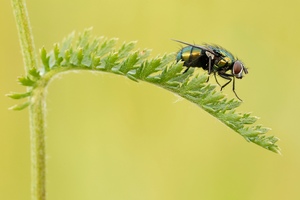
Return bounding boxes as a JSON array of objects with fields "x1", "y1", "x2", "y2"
[{"x1": 174, "y1": 39, "x2": 248, "y2": 101}]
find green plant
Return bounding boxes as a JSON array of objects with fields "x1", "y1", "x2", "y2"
[{"x1": 9, "y1": 0, "x2": 280, "y2": 199}]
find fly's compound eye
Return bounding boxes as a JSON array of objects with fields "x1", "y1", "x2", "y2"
[{"x1": 233, "y1": 60, "x2": 247, "y2": 79}]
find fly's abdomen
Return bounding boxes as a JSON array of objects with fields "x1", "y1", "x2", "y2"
[{"x1": 176, "y1": 46, "x2": 208, "y2": 68}]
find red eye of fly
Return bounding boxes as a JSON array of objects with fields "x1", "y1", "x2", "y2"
[{"x1": 233, "y1": 61, "x2": 244, "y2": 78}]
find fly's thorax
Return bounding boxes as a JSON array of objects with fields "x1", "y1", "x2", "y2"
[
  {"x1": 210, "y1": 46, "x2": 235, "y2": 69},
  {"x1": 216, "y1": 56, "x2": 232, "y2": 67}
]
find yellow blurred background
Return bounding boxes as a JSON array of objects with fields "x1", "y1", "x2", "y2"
[{"x1": 1, "y1": 0, "x2": 299, "y2": 199}]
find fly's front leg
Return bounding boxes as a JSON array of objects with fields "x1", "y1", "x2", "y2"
[
  {"x1": 218, "y1": 72, "x2": 232, "y2": 91},
  {"x1": 231, "y1": 77, "x2": 242, "y2": 101},
  {"x1": 218, "y1": 72, "x2": 242, "y2": 101}
]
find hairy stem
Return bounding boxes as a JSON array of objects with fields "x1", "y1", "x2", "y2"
[
  {"x1": 11, "y1": 0, "x2": 38, "y2": 72},
  {"x1": 29, "y1": 89, "x2": 46, "y2": 200},
  {"x1": 11, "y1": 0, "x2": 46, "y2": 199}
]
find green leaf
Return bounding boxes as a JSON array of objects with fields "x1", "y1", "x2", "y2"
[
  {"x1": 7, "y1": 91, "x2": 31, "y2": 99},
  {"x1": 28, "y1": 67, "x2": 41, "y2": 79},
  {"x1": 76, "y1": 28, "x2": 93, "y2": 48},
  {"x1": 10, "y1": 28, "x2": 280, "y2": 153},
  {"x1": 59, "y1": 31, "x2": 75, "y2": 58},
  {"x1": 97, "y1": 52, "x2": 119, "y2": 71},
  {"x1": 54, "y1": 43, "x2": 63, "y2": 66},
  {"x1": 96, "y1": 38, "x2": 118, "y2": 57},
  {"x1": 18, "y1": 76, "x2": 35, "y2": 86},
  {"x1": 117, "y1": 41, "x2": 137, "y2": 59},
  {"x1": 40, "y1": 47, "x2": 50, "y2": 72},
  {"x1": 9, "y1": 101, "x2": 31, "y2": 111},
  {"x1": 136, "y1": 49, "x2": 151, "y2": 65}
]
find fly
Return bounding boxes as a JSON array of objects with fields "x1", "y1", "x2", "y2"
[{"x1": 174, "y1": 39, "x2": 248, "y2": 101}]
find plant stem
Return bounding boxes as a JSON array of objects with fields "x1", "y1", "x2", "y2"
[
  {"x1": 11, "y1": 0, "x2": 46, "y2": 200},
  {"x1": 29, "y1": 89, "x2": 46, "y2": 200},
  {"x1": 11, "y1": 0, "x2": 38, "y2": 72}
]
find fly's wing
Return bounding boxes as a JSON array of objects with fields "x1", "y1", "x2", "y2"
[
  {"x1": 208, "y1": 44, "x2": 236, "y2": 67},
  {"x1": 172, "y1": 39, "x2": 218, "y2": 57},
  {"x1": 173, "y1": 39, "x2": 221, "y2": 73}
]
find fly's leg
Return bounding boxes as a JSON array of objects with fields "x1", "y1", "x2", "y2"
[
  {"x1": 205, "y1": 51, "x2": 214, "y2": 75},
  {"x1": 205, "y1": 51, "x2": 215, "y2": 82},
  {"x1": 206, "y1": 76, "x2": 210, "y2": 82},
  {"x1": 208, "y1": 56, "x2": 212, "y2": 74},
  {"x1": 231, "y1": 77, "x2": 242, "y2": 101},
  {"x1": 214, "y1": 72, "x2": 221, "y2": 87},
  {"x1": 207, "y1": 57, "x2": 212, "y2": 82},
  {"x1": 218, "y1": 72, "x2": 242, "y2": 101},
  {"x1": 183, "y1": 67, "x2": 190, "y2": 73},
  {"x1": 218, "y1": 73, "x2": 232, "y2": 91}
]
